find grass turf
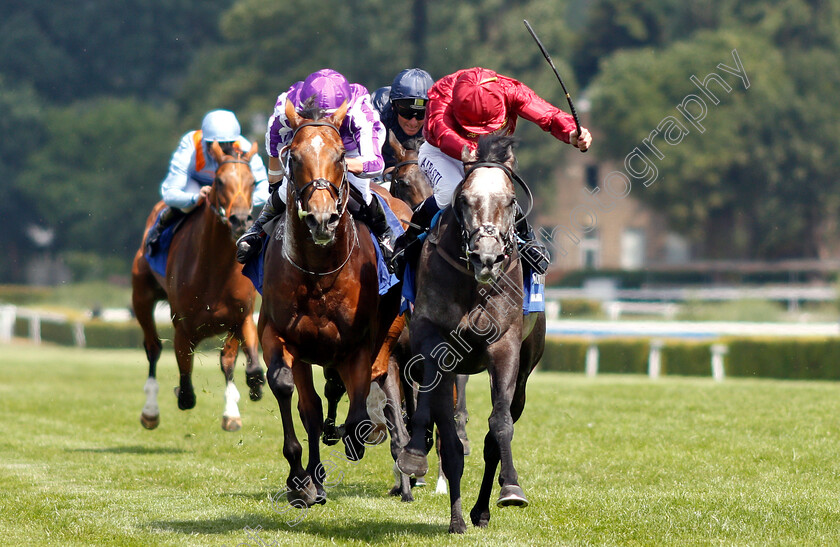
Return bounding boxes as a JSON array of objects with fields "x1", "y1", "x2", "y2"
[{"x1": 2, "y1": 343, "x2": 840, "y2": 545}]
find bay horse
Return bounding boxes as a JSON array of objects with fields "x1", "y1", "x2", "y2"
[
  {"x1": 396, "y1": 135, "x2": 546, "y2": 533},
  {"x1": 259, "y1": 98, "x2": 410, "y2": 507},
  {"x1": 132, "y1": 141, "x2": 265, "y2": 432}
]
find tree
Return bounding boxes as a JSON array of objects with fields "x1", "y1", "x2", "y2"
[
  {"x1": 15, "y1": 98, "x2": 179, "y2": 276},
  {"x1": 590, "y1": 28, "x2": 840, "y2": 259}
]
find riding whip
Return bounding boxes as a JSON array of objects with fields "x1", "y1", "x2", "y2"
[{"x1": 523, "y1": 19, "x2": 587, "y2": 152}]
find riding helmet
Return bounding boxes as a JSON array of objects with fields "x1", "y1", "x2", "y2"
[
  {"x1": 451, "y1": 67, "x2": 507, "y2": 135},
  {"x1": 390, "y1": 68, "x2": 434, "y2": 109},
  {"x1": 298, "y1": 69, "x2": 351, "y2": 111},
  {"x1": 201, "y1": 110, "x2": 241, "y2": 142},
  {"x1": 370, "y1": 86, "x2": 391, "y2": 116}
]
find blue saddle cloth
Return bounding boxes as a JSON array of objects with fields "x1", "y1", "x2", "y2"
[
  {"x1": 399, "y1": 213, "x2": 545, "y2": 316},
  {"x1": 143, "y1": 210, "x2": 176, "y2": 277},
  {"x1": 241, "y1": 193, "x2": 404, "y2": 296}
]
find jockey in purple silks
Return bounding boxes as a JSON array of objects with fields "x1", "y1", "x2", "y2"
[{"x1": 235, "y1": 69, "x2": 396, "y2": 271}]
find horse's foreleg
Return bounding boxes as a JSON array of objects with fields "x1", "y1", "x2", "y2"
[
  {"x1": 470, "y1": 352, "x2": 534, "y2": 527},
  {"x1": 293, "y1": 363, "x2": 327, "y2": 505},
  {"x1": 132, "y1": 266, "x2": 163, "y2": 429},
  {"x1": 173, "y1": 326, "x2": 196, "y2": 410},
  {"x1": 241, "y1": 314, "x2": 265, "y2": 401},
  {"x1": 263, "y1": 329, "x2": 318, "y2": 507},
  {"x1": 430, "y1": 373, "x2": 467, "y2": 534},
  {"x1": 322, "y1": 367, "x2": 346, "y2": 446},
  {"x1": 486, "y1": 340, "x2": 528, "y2": 509},
  {"x1": 220, "y1": 333, "x2": 242, "y2": 432},
  {"x1": 336, "y1": 349, "x2": 373, "y2": 463}
]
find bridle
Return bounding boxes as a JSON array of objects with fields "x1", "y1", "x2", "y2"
[
  {"x1": 285, "y1": 121, "x2": 349, "y2": 219},
  {"x1": 210, "y1": 156, "x2": 254, "y2": 222},
  {"x1": 453, "y1": 160, "x2": 533, "y2": 262},
  {"x1": 279, "y1": 119, "x2": 357, "y2": 276}
]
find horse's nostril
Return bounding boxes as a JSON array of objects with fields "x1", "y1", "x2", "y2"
[{"x1": 328, "y1": 213, "x2": 340, "y2": 226}]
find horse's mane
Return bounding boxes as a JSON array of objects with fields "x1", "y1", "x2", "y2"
[
  {"x1": 299, "y1": 95, "x2": 329, "y2": 121},
  {"x1": 402, "y1": 136, "x2": 425, "y2": 152},
  {"x1": 476, "y1": 135, "x2": 518, "y2": 166}
]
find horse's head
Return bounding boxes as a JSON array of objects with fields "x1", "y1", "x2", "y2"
[
  {"x1": 453, "y1": 136, "x2": 519, "y2": 284},
  {"x1": 207, "y1": 141, "x2": 258, "y2": 239},
  {"x1": 284, "y1": 97, "x2": 349, "y2": 246},
  {"x1": 388, "y1": 133, "x2": 431, "y2": 210}
]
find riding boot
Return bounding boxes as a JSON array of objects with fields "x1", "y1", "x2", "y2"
[
  {"x1": 390, "y1": 196, "x2": 439, "y2": 280},
  {"x1": 354, "y1": 196, "x2": 396, "y2": 274},
  {"x1": 235, "y1": 187, "x2": 286, "y2": 264},
  {"x1": 514, "y1": 204, "x2": 550, "y2": 275},
  {"x1": 145, "y1": 207, "x2": 185, "y2": 255}
]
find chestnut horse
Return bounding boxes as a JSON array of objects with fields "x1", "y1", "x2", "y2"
[
  {"x1": 259, "y1": 98, "x2": 410, "y2": 507},
  {"x1": 132, "y1": 142, "x2": 265, "y2": 432},
  {"x1": 397, "y1": 135, "x2": 546, "y2": 533}
]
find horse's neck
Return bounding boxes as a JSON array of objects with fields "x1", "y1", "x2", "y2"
[{"x1": 192, "y1": 207, "x2": 234, "y2": 259}]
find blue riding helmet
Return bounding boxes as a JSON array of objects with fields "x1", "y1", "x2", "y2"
[
  {"x1": 201, "y1": 110, "x2": 241, "y2": 142},
  {"x1": 390, "y1": 68, "x2": 434, "y2": 109},
  {"x1": 370, "y1": 86, "x2": 391, "y2": 116}
]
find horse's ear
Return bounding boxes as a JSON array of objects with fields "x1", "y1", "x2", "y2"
[
  {"x1": 285, "y1": 98, "x2": 304, "y2": 129},
  {"x1": 461, "y1": 145, "x2": 477, "y2": 163},
  {"x1": 328, "y1": 100, "x2": 349, "y2": 129},
  {"x1": 209, "y1": 140, "x2": 225, "y2": 163},
  {"x1": 388, "y1": 130, "x2": 405, "y2": 160},
  {"x1": 245, "y1": 141, "x2": 258, "y2": 161}
]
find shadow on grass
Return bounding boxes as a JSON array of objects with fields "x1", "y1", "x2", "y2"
[
  {"x1": 67, "y1": 445, "x2": 186, "y2": 455},
  {"x1": 146, "y1": 512, "x2": 444, "y2": 540}
]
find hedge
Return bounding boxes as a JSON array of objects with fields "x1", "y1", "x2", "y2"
[
  {"x1": 540, "y1": 337, "x2": 840, "y2": 380},
  {"x1": 14, "y1": 317, "x2": 840, "y2": 382}
]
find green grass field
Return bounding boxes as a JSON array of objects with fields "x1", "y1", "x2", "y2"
[{"x1": 2, "y1": 344, "x2": 840, "y2": 546}]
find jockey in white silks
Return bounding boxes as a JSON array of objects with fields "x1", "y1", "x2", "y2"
[{"x1": 146, "y1": 109, "x2": 269, "y2": 254}]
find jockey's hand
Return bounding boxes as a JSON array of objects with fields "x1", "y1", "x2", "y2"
[
  {"x1": 570, "y1": 127, "x2": 592, "y2": 152},
  {"x1": 345, "y1": 157, "x2": 364, "y2": 175},
  {"x1": 196, "y1": 185, "x2": 212, "y2": 204}
]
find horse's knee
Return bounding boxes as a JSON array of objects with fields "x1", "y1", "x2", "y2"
[{"x1": 268, "y1": 366, "x2": 294, "y2": 399}]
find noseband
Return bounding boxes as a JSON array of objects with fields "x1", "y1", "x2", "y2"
[{"x1": 286, "y1": 121, "x2": 349, "y2": 218}]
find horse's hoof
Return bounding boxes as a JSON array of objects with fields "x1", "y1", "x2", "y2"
[
  {"x1": 401, "y1": 492, "x2": 414, "y2": 503},
  {"x1": 140, "y1": 413, "x2": 160, "y2": 430},
  {"x1": 222, "y1": 416, "x2": 242, "y2": 432},
  {"x1": 497, "y1": 484, "x2": 529, "y2": 507},
  {"x1": 315, "y1": 485, "x2": 327, "y2": 505},
  {"x1": 174, "y1": 386, "x2": 196, "y2": 410},
  {"x1": 246, "y1": 371, "x2": 265, "y2": 401},
  {"x1": 470, "y1": 506, "x2": 490, "y2": 527},
  {"x1": 343, "y1": 436, "x2": 365, "y2": 461},
  {"x1": 396, "y1": 449, "x2": 428, "y2": 478},
  {"x1": 322, "y1": 419, "x2": 341, "y2": 446},
  {"x1": 365, "y1": 423, "x2": 388, "y2": 445},
  {"x1": 388, "y1": 485, "x2": 401, "y2": 497},
  {"x1": 287, "y1": 479, "x2": 319, "y2": 507},
  {"x1": 412, "y1": 477, "x2": 426, "y2": 488},
  {"x1": 449, "y1": 515, "x2": 467, "y2": 534}
]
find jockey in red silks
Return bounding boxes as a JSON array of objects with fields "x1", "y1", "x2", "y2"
[
  {"x1": 392, "y1": 66, "x2": 592, "y2": 275},
  {"x1": 235, "y1": 69, "x2": 396, "y2": 271}
]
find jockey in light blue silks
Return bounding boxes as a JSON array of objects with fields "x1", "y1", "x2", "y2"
[
  {"x1": 146, "y1": 109, "x2": 269, "y2": 254},
  {"x1": 235, "y1": 69, "x2": 396, "y2": 271}
]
